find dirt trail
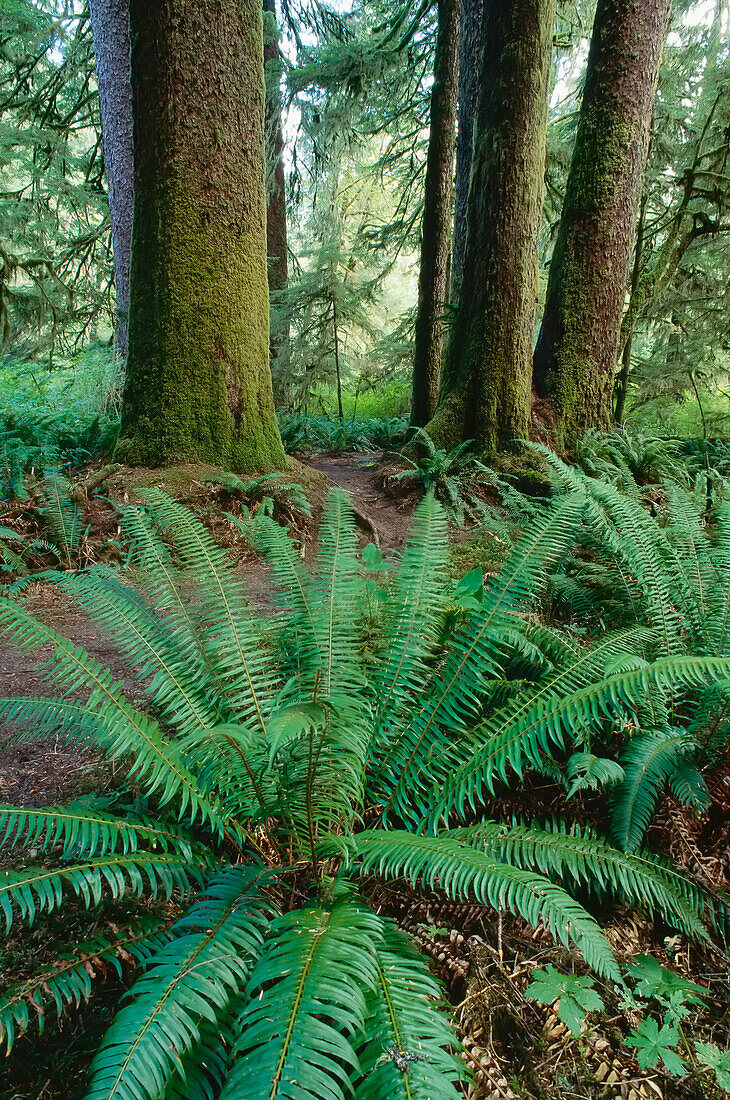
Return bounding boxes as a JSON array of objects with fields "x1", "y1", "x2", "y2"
[{"x1": 305, "y1": 451, "x2": 414, "y2": 551}]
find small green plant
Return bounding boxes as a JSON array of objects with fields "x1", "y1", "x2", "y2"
[
  {"x1": 391, "y1": 429, "x2": 497, "y2": 525},
  {"x1": 205, "y1": 470, "x2": 312, "y2": 520},
  {"x1": 695, "y1": 1041, "x2": 730, "y2": 1090},
  {"x1": 0, "y1": 526, "x2": 29, "y2": 575},
  {"x1": 526, "y1": 966, "x2": 605, "y2": 1036},
  {"x1": 625, "y1": 1017, "x2": 687, "y2": 1076}
]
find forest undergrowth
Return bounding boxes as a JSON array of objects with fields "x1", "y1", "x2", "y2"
[{"x1": 0, "y1": 424, "x2": 729, "y2": 1100}]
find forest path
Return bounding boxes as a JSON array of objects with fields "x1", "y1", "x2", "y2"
[{"x1": 303, "y1": 451, "x2": 414, "y2": 551}]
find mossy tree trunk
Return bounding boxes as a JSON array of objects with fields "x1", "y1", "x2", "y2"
[
  {"x1": 119, "y1": 0, "x2": 285, "y2": 471},
  {"x1": 532, "y1": 0, "x2": 671, "y2": 439},
  {"x1": 427, "y1": 0, "x2": 555, "y2": 454},
  {"x1": 263, "y1": 0, "x2": 290, "y2": 396},
  {"x1": 411, "y1": 0, "x2": 460, "y2": 427},
  {"x1": 451, "y1": 0, "x2": 483, "y2": 306},
  {"x1": 88, "y1": 0, "x2": 133, "y2": 363}
]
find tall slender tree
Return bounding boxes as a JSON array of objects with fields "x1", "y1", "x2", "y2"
[
  {"x1": 411, "y1": 0, "x2": 460, "y2": 426},
  {"x1": 264, "y1": 0, "x2": 290, "y2": 388},
  {"x1": 533, "y1": 0, "x2": 672, "y2": 438},
  {"x1": 88, "y1": 0, "x2": 133, "y2": 362},
  {"x1": 428, "y1": 0, "x2": 555, "y2": 453},
  {"x1": 119, "y1": 0, "x2": 284, "y2": 471},
  {"x1": 451, "y1": 0, "x2": 483, "y2": 304}
]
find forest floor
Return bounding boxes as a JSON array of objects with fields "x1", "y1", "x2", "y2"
[{"x1": 1, "y1": 455, "x2": 729, "y2": 1100}]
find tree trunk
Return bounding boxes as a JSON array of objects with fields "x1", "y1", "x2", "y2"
[
  {"x1": 451, "y1": 0, "x2": 483, "y2": 305},
  {"x1": 532, "y1": 0, "x2": 671, "y2": 439},
  {"x1": 263, "y1": 0, "x2": 290, "y2": 392},
  {"x1": 613, "y1": 192, "x2": 646, "y2": 424},
  {"x1": 119, "y1": 0, "x2": 285, "y2": 471},
  {"x1": 411, "y1": 0, "x2": 460, "y2": 427},
  {"x1": 88, "y1": 0, "x2": 133, "y2": 363},
  {"x1": 427, "y1": 0, "x2": 555, "y2": 454}
]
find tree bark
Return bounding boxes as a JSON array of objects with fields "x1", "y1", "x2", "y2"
[
  {"x1": 427, "y1": 0, "x2": 555, "y2": 454},
  {"x1": 613, "y1": 192, "x2": 646, "y2": 424},
  {"x1": 263, "y1": 0, "x2": 290, "y2": 392},
  {"x1": 411, "y1": 0, "x2": 460, "y2": 427},
  {"x1": 533, "y1": 0, "x2": 671, "y2": 439},
  {"x1": 451, "y1": 0, "x2": 483, "y2": 305},
  {"x1": 88, "y1": 0, "x2": 133, "y2": 362},
  {"x1": 119, "y1": 0, "x2": 285, "y2": 471}
]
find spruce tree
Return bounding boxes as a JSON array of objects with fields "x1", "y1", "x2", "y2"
[
  {"x1": 88, "y1": 0, "x2": 133, "y2": 361},
  {"x1": 428, "y1": 0, "x2": 555, "y2": 454},
  {"x1": 119, "y1": 0, "x2": 285, "y2": 471},
  {"x1": 533, "y1": 0, "x2": 672, "y2": 438}
]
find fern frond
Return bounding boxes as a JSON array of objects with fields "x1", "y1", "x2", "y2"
[
  {"x1": 42, "y1": 467, "x2": 82, "y2": 566},
  {"x1": 372, "y1": 494, "x2": 449, "y2": 738},
  {"x1": 354, "y1": 918, "x2": 465, "y2": 1099},
  {"x1": 139, "y1": 490, "x2": 275, "y2": 734},
  {"x1": 431, "y1": 655, "x2": 730, "y2": 825},
  {"x1": 0, "y1": 602, "x2": 228, "y2": 832},
  {"x1": 0, "y1": 851, "x2": 199, "y2": 931},
  {"x1": 612, "y1": 730, "x2": 698, "y2": 852},
  {"x1": 372, "y1": 494, "x2": 587, "y2": 816},
  {"x1": 46, "y1": 569, "x2": 221, "y2": 739},
  {"x1": 0, "y1": 803, "x2": 194, "y2": 859},
  {"x1": 0, "y1": 919, "x2": 170, "y2": 1053},
  {"x1": 309, "y1": 488, "x2": 366, "y2": 698},
  {"x1": 349, "y1": 831, "x2": 621, "y2": 980},
  {"x1": 222, "y1": 896, "x2": 382, "y2": 1100},
  {"x1": 121, "y1": 506, "x2": 219, "y2": 683},
  {"x1": 235, "y1": 509, "x2": 318, "y2": 681},
  {"x1": 87, "y1": 867, "x2": 274, "y2": 1100},
  {"x1": 449, "y1": 820, "x2": 715, "y2": 939}
]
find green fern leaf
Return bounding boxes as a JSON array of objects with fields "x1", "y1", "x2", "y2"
[
  {"x1": 353, "y1": 918, "x2": 465, "y2": 1098},
  {"x1": 348, "y1": 831, "x2": 621, "y2": 980},
  {"x1": 0, "y1": 919, "x2": 169, "y2": 1053},
  {"x1": 86, "y1": 867, "x2": 274, "y2": 1100},
  {"x1": 222, "y1": 896, "x2": 382, "y2": 1100}
]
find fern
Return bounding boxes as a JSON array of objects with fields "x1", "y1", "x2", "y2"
[
  {"x1": 41, "y1": 466, "x2": 83, "y2": 567},
  {"x1": 0, "y1": 920, "x2": 169, "y2": 1053},
  {"x1": 354, "y1": 920, "x2": 466, "y2": 1099},
  {"x1": 221, "y1": 897, "x2": 381, "y2": 1100},
  {"x1": 0, "y1": 488, "x2": 726, "y2": 1097},
  {"x1": 348, "y1": 831, "x2": 622, "y2": 980},
  {"x1": 86, "y1": 867, "x2": 274, "y2": 1100}
]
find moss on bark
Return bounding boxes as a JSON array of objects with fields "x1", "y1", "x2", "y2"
[
  {"x1": 427, "y1": 0, "x2": 554, "y2": 456},
  {"x1": 533, "y1": 0, "x2": 671, "y2": 441},
  {"x1": 119, "y1": 0, "x2": 285, "y2": 472}
]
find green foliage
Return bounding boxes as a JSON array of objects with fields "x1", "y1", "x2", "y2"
[
  {"x1": 627, "y1": 955, "x2": 708, "y2": 1022},
  {"x1": 524, "y1": 444, "x2": 730, "y2": 854},
  {"x1": 695, "y1": 1041, "x2": 730, "y2": 1091},
  {"x1": 525, "y1": 965, "x2": 605, "y2": 1036},
  {"x1": 0, "y1": 487, "x2": 726, "y2": 1096},
  {"x1": 625, "y1": 1018, "x2": 686, "y2": 1077},
  {"x1": 205, "y1": 470, "x2": 312, "y2": 519},
  {"x1": 391, "y1": 429, "x2": 498, "y2": 525},
  {"x1": 278, "y1": 411, "x2": 410, "y2": 454}
]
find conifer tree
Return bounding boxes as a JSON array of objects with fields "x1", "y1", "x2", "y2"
[
  {"x1": 533, "y1": 0, "x2": 672, "y2": 438},
  {"x1": 119, "y1": 0, "x2": 284, "y2": 471},
  {"x1": 264, "y1": 0, "x2": 290, "y2": 385},
  {"x1": 411, "y1": 0, "x2": 460, "y2": 426},
  {"x1": 428, "y1": 0, "x2": 555, "y2": 454},
  {"x1": 88, "y1": 0, "x2": 133, "y2": 361}
]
